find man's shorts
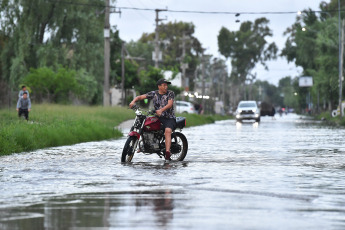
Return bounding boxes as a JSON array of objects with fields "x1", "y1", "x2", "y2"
[
  {"x1": 18, "y1": 108, "x2": 29, "y2": 120},
  {"x1": 159, "y1": 117, "x2": 176, "y2": 130}
]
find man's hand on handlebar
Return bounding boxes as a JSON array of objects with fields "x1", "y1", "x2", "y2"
[
  {"x1": 148, "y1": 109, "x2": 156, "y2": 115},
  {"x1": 156, "y1": 109, "x2": 163, "y2": 117},
  {"x1": 129, "y1": 104, "x2": 139, "y2": 110},
  {"x1": 129, "y1": 102, "x2": 135, "y2": 108}
]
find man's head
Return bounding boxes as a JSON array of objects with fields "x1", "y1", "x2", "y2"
[
  {"x1": 157, "y1": 79, "x2": 171, "y2": 86},
  {"x1": 157, "y1": 79, "x2": 171, "y2": 94},
  {"x1": 23, "y1": 92, "x2": 28, "y2": 99}
]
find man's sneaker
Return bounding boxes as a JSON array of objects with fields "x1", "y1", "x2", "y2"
[{"x1": 165, "y1": 151, "x2": 172, "y2": 161}]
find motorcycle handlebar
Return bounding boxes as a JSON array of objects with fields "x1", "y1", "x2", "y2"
[
  {"x1": 130, "y1": 105, "x2": 156, "y2": 115},
  {"x1": 130, "y1": 105, "x2": 139, "y2": 110}
]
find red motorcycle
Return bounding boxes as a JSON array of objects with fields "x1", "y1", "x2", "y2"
[{"x1": 121, "y1": 105, "x2": 188, "y2": 162}]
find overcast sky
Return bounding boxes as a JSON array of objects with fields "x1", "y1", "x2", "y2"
[{"x1": 111, "y1": 0, "x2": 324, "y2": 85}]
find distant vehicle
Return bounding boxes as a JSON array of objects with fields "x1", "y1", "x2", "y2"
[
  {"x1": 260, "y1": 101, "x2": 275, "y2": 117},
  {"x1": 175, "y1": 101, "x2": 196, "y2": 114},
  {"x1": 235, "y1": 100, "x2": 261, "y2": 122}
]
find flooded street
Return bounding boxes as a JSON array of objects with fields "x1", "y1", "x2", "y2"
[{"x1": 1, "y1": 114, "x2": 345, "y2": 229}]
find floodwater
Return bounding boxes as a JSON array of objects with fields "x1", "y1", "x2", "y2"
[{"x1": 1, "y1": 114, "x2": 345, "y2": 229}]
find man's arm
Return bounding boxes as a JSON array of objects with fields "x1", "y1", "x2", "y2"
[
  {"x1": 16, "y1": 98, "x2": 21, "y2": 111},
  {"x1": 28, "y1": 99, "x2": 31, "y2": 111},
  {"x1": 129, "y1": 94, "x2": 147, "y2": 108},
  {"x1": 156, "y1": 99, "x2": 173, "y2": 116}
]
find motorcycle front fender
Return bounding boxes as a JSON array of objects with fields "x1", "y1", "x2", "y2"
[{"x1": 128, "y1": 131, "x2": 140, "y2": 140}]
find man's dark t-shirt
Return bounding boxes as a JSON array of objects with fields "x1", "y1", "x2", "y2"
[{"x1": 146, "y1": 90, "x2": 175, "y2": 119}]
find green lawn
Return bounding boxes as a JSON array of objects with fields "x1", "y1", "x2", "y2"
[{"x1": 0, "y1": 104, "x2": 231, "y2": 155}]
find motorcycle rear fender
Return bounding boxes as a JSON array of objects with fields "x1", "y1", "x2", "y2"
[{"x1": 128, "y1": 131, "x2": 140, "y2": 139}]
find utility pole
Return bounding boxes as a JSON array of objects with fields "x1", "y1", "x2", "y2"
[
  {"x1": 154, "y1": 9, "x2": 167, "y2": 68},
  {"x1": 201, "y1": 54, "x2": 206, "y2": 112},
  {"x1": 180, "y1": 32, "x2": 189, "y2": 99},
  {"x1": 103, "y1": 1, "x2": 120, "y2": 107},
  {"x1": 339, "y1": 19, "x2": 345, "y2": 117},
  {"x1": 222, "y1": 67, "x2": 227, "y2": 103},
  {"x1": 103, "y1": 0, "x2": 110, "y2": 106},
  {"x1": 121, "y1": 42, "x2": 125, "y2": 106},
  {"x1": 338, "y1": 0, "x2": 344, "y2": 116}
]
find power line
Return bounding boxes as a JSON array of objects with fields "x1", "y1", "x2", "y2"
[
  {"x1": 118, "y1": 7, "x2": 345, "y2": 15},
  {"x1": 39, "y1": 1, "x2": 345, "y2": 16}
]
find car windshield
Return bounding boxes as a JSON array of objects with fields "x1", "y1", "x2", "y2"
[{"x1": 239, "y1": 102, "x2": 256, "y2": 108}]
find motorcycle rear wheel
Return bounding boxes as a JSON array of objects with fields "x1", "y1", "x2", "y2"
[
  {"x1": 170, "y1": 132, "x2": 188, "y2": 161},
  {"x1": 121, "y1": 136, "x2": 138, "y2": 162}
]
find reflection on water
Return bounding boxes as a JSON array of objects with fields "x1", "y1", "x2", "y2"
[
  {"x1": 1, "y1": 114, "x2": 345, "y2": 229},
  {"x1": 235, "y1": 120, "x2": 259, "y2": 129},
  {"x1": 0, "y1": 190, "x2": 175, "y2": 230}
]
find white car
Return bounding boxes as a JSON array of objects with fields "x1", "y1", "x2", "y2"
[
  {"x1": 175, "y1": 101, "x2": 196, "y2": 114},
  {"x1": 235, "y1": 101, "x2": 260, "y2": 122}
]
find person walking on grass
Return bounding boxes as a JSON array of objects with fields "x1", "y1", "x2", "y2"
[
  {"x1": 16, "y1": 92, "x2": 31, "y2": 121},
  {"x1": 129, "y1": 78, "x2": 176, "y2": 161},
  {"x1": 18, "y1": 85, "x2": 29, "y2": 98}
]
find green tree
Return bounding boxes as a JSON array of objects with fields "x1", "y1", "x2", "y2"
[
  {"x1": 218, "y1": 18, "x2": 278, "y2": 84},
  {"x1": 281, "y1": 0, "x2": 345, "y2": 111},
  {"x1": 278, "y1": 76, "x2": 299, "y2": 109},
  {"x1": 74, "y1": 68, "x2": 98, "y2": 103},
  {"x1": 0, "y1": 0, "x2": 106, "y2": 105},
  {"x1": 109, "y1": 29, "x2": 140, "y2": 88},
  {"x1": 23, "y1": 66, "x2": 96, "y2": 104},
  {"x1": 138, "y1": 21, "x2": 204, "y2": 91},
  {"x1": 23, "y1": 67, "x2": 55, "y2": 102},
  {"x1": 253, "y1": 80, "x2": 281, "y2": 106},
  {"x1": 125, "y1": 40, "x2": 155, "y2": 69},
  {"x1": 134, "y1": 66, "x2": 181, "y2": 106}
]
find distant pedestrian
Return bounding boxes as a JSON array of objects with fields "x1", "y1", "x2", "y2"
[
  {"x1": 18, "y1": 85, "x2": 29, "y2": 98},
  {"x1": 194, "y1": 103, "x2": 200, "y2": 113},
  {"x1": 271, "y1": 106, "x2": 276, "y2": 120},
  {"x1": 199, "y1": 104, "x2": 204, "y2": 114},
  {"x1": 16, "y1": 92, "x2": 31, "y2": 121},
  {"x1": 278, "y1": 108, "x2": 283, "y2": 117}
]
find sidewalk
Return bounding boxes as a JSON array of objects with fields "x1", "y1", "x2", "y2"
[{"x1": 117, "y1": 119, "x2": 134, "y2": 130}]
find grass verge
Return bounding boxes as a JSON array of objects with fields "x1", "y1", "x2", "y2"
[
  {"x1": 0, "y1": 104, "x2": 232, "y2": 156},
  {"x1": 315, "y1": 111, "x2": 345, "y2": 126}
]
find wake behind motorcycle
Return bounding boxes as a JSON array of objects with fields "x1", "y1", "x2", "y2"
[{"x1": 121, "y1": 105, "x2": 188, "y2": 162}]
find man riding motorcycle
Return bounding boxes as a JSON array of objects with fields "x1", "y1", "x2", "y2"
[{"x1": 129, "y1": 78, "x2": 175, "y2": 161}]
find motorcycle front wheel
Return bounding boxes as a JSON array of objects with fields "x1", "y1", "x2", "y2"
[
  {"x1": 170, "y1": 132, "x2": 188, "y2": 161},
  {"x1": 121, "y1": 136, "x2": 138, "y2": 162}
]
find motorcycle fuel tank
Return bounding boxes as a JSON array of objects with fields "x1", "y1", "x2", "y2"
[{"x1": 143, "y1": 117, "x2": 161, "y2": 131}]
